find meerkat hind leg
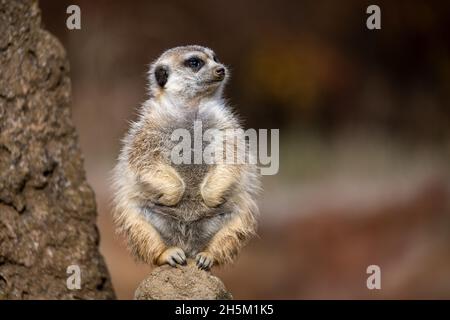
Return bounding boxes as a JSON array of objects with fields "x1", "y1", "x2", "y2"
[{"x1": 202, "y1": 199, "x2": 257, "y2": 267}]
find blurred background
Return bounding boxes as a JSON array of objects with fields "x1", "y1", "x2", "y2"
[{"x1": 39, "y1": 0, "x2": 450, "y2": 299}]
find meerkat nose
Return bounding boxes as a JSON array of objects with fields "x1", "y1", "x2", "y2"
[{"x1": 214, "y1": 67, "x2": 226, "y2": 79}]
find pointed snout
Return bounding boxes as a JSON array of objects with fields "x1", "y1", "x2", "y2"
[{"x1": 214, "y1": 66, "x2": 226, "y2": 80}]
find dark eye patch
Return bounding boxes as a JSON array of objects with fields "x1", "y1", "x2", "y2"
[
  {"x1": 154, "y1": 65, "x2": 169, "y2": 87},
  {"x1": 184, "y1": 56, "x2": 204, "y2": 72},
  {"x1": 213, "y1": 55, "x2": 219, "y2": 63}
]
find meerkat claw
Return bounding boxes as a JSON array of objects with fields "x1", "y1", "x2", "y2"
[
  {"x1": 196, "y1": 252, "x2": 214, "y2": 270},
  {"x1": 157, "y1": 247, "x2": 186, "y2": 267}
]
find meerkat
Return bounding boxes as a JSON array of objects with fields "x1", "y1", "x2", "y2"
[{"x1": 112, "y1": 45, "x2": 260, "y2": 270}]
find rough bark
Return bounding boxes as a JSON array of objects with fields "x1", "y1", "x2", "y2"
[
  {"x1": 135, "y1": 261, "x2": 232, "y2": 300},
  {"x1": 0, "y1": 0, "x2": 115, "y2": 299}
]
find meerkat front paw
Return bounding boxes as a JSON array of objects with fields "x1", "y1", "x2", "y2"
[
  {"x1": 201, "y1": 187, "x2": 226, "y2": 208},
  {"x1": 156, "y1": 179, "x2": 185, "y2": 206},
  {"x1": 140, "y1": 165, "x2": 185, "y2": 206},
  {"x1": 195, "y1": 251, "x2": 214, "y2": 270},
  {"x1": 156, "y1": 247, "x2": 187, "y2": 267},
  {"x1": 156, "y1": 188, "x2": 184, "y2": 206}
]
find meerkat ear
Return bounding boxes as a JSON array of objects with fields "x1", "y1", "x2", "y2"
[{"x1": 154, "y1": 65, "x2": 169, "y2": 88}]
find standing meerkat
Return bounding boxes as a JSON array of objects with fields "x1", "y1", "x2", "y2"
[{"x1": 112, "y1": 45, "x2": 260, "y2": 270}]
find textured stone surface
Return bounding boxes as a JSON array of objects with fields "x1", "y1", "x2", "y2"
[
  {"x1": 135, "y1": 261, "x2": 232, "y2": 300},
  {"x1": 0, "y1": 0, "x2": 115, "y2": 299}
]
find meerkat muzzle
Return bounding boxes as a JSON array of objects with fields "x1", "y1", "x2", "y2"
[{"x1": 214, "y1": 67, "x2": 226, "y2": 80}]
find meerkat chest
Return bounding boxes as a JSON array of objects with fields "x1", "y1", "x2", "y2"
[
  {"x1": 140, "y1": 104, "x2": 237, "y2": 220},
  {"x1": 155, "y1": 109, "x2": 222, "y2": 184}
]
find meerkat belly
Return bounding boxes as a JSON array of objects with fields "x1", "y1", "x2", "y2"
[
  {"x1": 154, "y1": 111, "x2": 221, "y2": 221},
  {"x1": 143, "y1": 206, "x2": 233, "y2": 256}
]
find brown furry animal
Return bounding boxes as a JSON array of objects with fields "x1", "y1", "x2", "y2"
[{"x1": 112, "y1": 45, "x2": 260, "y2": 270}]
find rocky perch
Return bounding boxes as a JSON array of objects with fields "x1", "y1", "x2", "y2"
[{"x1": 135, "y1": 261, "x2": 232, "y2": 300}]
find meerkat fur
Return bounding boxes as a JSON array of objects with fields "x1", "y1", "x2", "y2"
[{"x1": 112, "y1": 45, "x2": 261, "y2": 270}]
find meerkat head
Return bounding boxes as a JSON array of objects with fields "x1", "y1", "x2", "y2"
[{"x1": 148, "y1": 45, "x2": 228, "y2": 103}]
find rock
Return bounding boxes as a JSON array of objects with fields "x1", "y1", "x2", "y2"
[
  {"x1": 0, "y1": 0, "x2": 115, "y2": 299},
  {"x1": 135, "y1": 261, "x2": 232, "y2": 300}
]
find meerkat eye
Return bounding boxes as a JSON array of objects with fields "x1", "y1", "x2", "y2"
[
  {"x1": 184, "y1": 57, "x2": 204, "y2": 71},
  {"x1": 213, "y1": 55, "x2": 219, "y2": 63}
]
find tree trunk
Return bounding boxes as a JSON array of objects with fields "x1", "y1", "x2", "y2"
[{"x1": 0, "y1": 0, "x2": 115, "y2": 299}]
